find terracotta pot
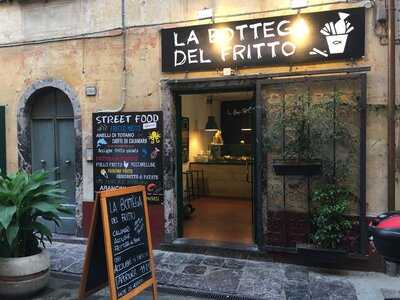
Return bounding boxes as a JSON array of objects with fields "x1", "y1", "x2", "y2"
[{"x1": 0, "y1": 249, "x2": 50, "y2": 298}]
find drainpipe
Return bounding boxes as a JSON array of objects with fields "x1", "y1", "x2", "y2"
[
  {"x1": 388, "y1": 0, "x2": 396, "y2": 211},
  {"x1": 98, "y1": 0, "x2": 127, "y2": 113}
]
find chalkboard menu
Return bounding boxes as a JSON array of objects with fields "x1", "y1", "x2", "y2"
[
  {"x1": 79, "y1": 196, "x2": 108, "y2": 298},
  {"x1": 79, "y1": 186, "x2": 158, "y2": 300},
  {"x1": 93, "y1": 112, "x2": 163, "y2": 202},
  {"x1": 106, "y1": 192, "x2": 152, "y2": 298}
]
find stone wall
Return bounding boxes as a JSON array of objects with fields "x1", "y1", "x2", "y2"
[{"x1": 0, "y1": 0, "x2": 398, "y2": 235}]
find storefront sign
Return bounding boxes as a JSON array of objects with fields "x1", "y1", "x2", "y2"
[
  {"x1": 93, "y1": 112, "x2": 163, "y2": 202},
  {"x1": 161, "y1": 8, "x2": 364, "y2": 72},
  {"x1": 79, "y1": 186, "x2": 158, "y2": 300}
]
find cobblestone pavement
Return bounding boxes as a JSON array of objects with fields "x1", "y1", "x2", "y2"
[
  {"x1": 48, "y1": 242, "x2": 400, "y2": 300},
  {"x1": 32, "y1": 276, "x2": 206, "y2": 300}
]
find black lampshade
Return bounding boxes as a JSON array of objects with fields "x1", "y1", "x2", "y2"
[{"x1": 205, "y1": 116, "x2": 218, "y2": 131}]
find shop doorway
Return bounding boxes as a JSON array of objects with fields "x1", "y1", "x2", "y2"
[
  {"x1": 177, "y1": 91, "x2": 256, "y2": 245},
  {"x1": 164, "y1": 68, "x2": 368, "y2": 252},
  {"x1": 30, "y1": 87, "x2": 77, "y2": 235}
]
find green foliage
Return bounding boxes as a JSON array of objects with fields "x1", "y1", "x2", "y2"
[
  {"x1": 310, "y1": 184, "x2": 352, "y2": 249},
  {"x1": 264, "y1": 93, "x2": 353, "y2": 163},
  {"x1": 0, "y1": 169, "x2": 71, "y2": 257},
  {"x1": 264, "y1": 87, "x2": 359, "y2": 250}
]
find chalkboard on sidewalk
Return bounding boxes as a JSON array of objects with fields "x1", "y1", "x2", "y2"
[{"x1": 79, "y1": 186, "x2": 158, "y2": 300}]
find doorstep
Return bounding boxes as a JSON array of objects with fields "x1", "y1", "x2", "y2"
[
  {"x1": 162, "y1": 239, "x2": 383, "y2": 272},
  {"x1": 160, "y1": 238, "x2": 269, "y2": 261},
  {"x1": 53, "y1": 233, "x2": 87, "y2": 245}
]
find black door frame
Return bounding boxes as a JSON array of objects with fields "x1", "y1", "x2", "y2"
[
  {"x1": 173, "y1": 85, "x2": 259, "y2": 245},
  {"x1": 164, "y1": 66, "x2": 369, "y2": 251}
]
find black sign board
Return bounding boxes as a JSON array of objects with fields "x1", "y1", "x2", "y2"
[
  {"x1": 79, "y1": 186, "x2": 158, "y2": 300},
  {"x1": 161, "y1": 8, "x2": 365, "y2": 72},
  {"x1": 93, "y1": 112, "x2": 163, "y2": 202},
  {"x1": 78, "y1": 195, "x2": 108, "y2": 298}
]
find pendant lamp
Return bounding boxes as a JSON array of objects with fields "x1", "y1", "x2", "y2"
[{"x1": 205, "y1": 96, "x2": 218, "y2": 131}]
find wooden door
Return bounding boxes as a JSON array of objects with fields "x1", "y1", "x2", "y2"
[{"x1": 31, "y1": 88, "x2": 76, "y2": 235}]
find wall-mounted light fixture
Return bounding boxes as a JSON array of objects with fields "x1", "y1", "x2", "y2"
[
  {"x1": 223, "y1": 68, "x2": 234, "y2": 76},
  {"x1": 291, "y1": 0, "x2": 308, "y2": 9},
  {"x1": 362, "y1": 0, "x2": 373, "y2": 9},
  {"x1": 197, "y1": 8, "x2": 214, "y2": 20},
  {"x1": 213, "y1": 28, "x2": 233, "y2": 48},
  {"x1": 291, "y1": 17, "x2": 310, "y2": 44}
]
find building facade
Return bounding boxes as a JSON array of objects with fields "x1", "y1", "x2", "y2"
[{"x1": 0, "y1": 0, "x2": 399, "y2": 256}]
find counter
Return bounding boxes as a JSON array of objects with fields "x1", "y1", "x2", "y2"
[{"x1": 190, "y1": 161, "x2": 252, "y2": 199}]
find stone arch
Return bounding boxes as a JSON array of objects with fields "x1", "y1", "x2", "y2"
[{"x1": 17, "y1": 79, "x2": 83, "y2": 235}]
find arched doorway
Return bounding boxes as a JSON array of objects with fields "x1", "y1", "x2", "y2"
[{"x1": 29, "y1": 87, "x2": 77, "y2": 234}]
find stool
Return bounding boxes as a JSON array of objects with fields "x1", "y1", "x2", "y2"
[
  {"x1": 182, "y1": 171, "x2": 196, "y2": 218},
  {"x1": 189, "y1": 169, "x2": 206, "y2": 198},
  {"x1": 183, "y1": 171, "x2": 195, "y2": 202}
]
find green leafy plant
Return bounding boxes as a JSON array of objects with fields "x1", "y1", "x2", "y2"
[
  {"x1": 265, "y1": 93, "x2": 352, "y2": 162},
  {"x1": 310, "y1": 184, "x2": 352, "y2": 249},
  {"x1": 0, "y1": 169, "x2": 70, "y2": 257},
  {"x1": 265, "y1": 94, "x2": 322, "y2": 160}
]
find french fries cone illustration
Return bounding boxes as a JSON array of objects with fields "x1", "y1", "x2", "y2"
[
  {"x1": 321, "y1": 12, "x2": 353, "y2": 54},
  {"x1": 326, "y1": 34, "x2": 348, "y2": 54}
]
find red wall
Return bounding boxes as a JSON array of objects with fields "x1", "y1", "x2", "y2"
[
  {"x1": 147, "y1": 204, "x2": 165, "y2": 249},
  {"x1": 265, "y1": 210, "x2": 371, "y2": 254}
]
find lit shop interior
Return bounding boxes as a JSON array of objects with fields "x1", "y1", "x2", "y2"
[{"x1": 180, "y1": 92, "x2": 255, "y2": 245}]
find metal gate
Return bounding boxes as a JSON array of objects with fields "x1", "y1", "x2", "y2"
[{"x1": 257, "y1": 74, "x2": 367, "y2": 254}]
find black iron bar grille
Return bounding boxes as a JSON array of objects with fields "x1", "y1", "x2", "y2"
[{"x1": 260, "y1": 75, "x2": 367, "y2": 254}]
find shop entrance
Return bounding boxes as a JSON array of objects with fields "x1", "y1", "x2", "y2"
[
  {"x1": 30, "y1": 87, "x2": 77, "y2": 235},
  {"x1": 176, "y1": 90, "x2": 256, "y2": 245},
  {"x1": 164, "y1": 68, "x2": 368, "y2": 252}
]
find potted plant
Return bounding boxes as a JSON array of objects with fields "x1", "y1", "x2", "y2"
[
  {"x1": 297, "y1": 184, "x2": 352, "y2": 262},
  {"x1": 0, "y1": 169, "x2": 70, "y2": 298}
]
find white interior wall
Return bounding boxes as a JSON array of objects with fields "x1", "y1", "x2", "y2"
[{"x1": 182, "y1": 94, "x2": 221, "y2": 171}]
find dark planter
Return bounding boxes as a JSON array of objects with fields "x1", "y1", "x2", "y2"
[
  {"x1": 272, "y1": 159, "x2": 322, "y2": 176},
  {"x1": 296, "y1": 243, "x2": 347, "y2": 264}
]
